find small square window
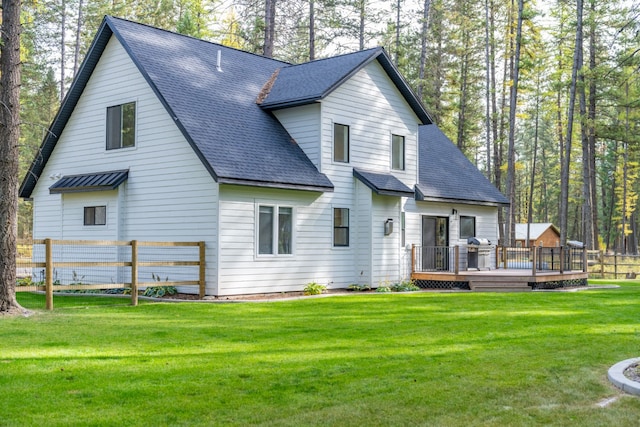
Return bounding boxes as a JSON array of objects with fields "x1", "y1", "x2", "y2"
[
  {"x1": 84, "y1": 206, "x2": 106, "y2": 226},
  {"x1": 333, "y1": 208, "x2": 349, "y2": 247},
  {"x1": 460, "y1": 216, "x2": 476, "y2": 239},
  {"x1": 334, "y1": 123, "x2": 349, "y2": 163},
  {"x1": 392, "y1": 134, "x2": 405, "y2": 170},
  {"x1": 107, "y1": 102, "x2": 136, "y2": 150}
]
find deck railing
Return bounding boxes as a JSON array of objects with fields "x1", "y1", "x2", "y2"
[
  {"x1": 496, "y1": 246, "x2": 587, "y2": 274},
  {"x1": 412, "y1": 245, "x2": 460, "y2": 274},
  {"x1": 412, "y1": 245, "x2": 587, "y2": 276}
]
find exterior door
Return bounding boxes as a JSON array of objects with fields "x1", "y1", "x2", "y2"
[{"x1": 422, "y1": 216, "x2": 449, "y2": 270}]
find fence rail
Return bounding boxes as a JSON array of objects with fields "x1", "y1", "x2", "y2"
[
  {"x1": 16, "y1": 239, "x2": 205, "y2": 310},
  {"x1": 586, "y1": 251, "x2": 640, "y2": 279}
]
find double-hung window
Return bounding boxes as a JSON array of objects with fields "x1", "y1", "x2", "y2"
[
  {"x1": 392, "y1": 134, "x2": 405, "y2": 170},
  {"x1": 333, "y1": 208, "x2": 349, "y2": 247},
  {"x1": 258, "y1": 205, "x2": 293, "y2": 255},
  {"x1": 84, "y1": 206, "x2": 106, "y2": 226},
  {"x1": 334, "y1": 123, "x2": 349, "y2": 163},
  {"x1": 106, "y1": 102, "x2": 136, "y2": 150},
  {"x1": 460, "y1": 216, "x2": 476, "y2": 239}
]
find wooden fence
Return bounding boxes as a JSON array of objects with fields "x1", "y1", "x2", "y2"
[
  {"x1": 16, "y1": 239, "x2": 205, "y2": 310},
  {"x1": 586, "y1": 251, "x2": 640, "y2": 279}
]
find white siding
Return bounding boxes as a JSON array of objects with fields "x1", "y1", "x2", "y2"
[
  {"x1": 404, "y1": 198, "x2": 500, "y2": 271},
  {"x1": 371, "y1": 193, "x2": 402, "y2": 286},
  {"x1": 273, "y1": 104, "x2": 321, "y2": 169},
  {"x1": 218, "y1": 185, "x2": 353, "y2": 295},
  {"x1": 31, "y1": 36, "x2": 220, "y2": 294}
]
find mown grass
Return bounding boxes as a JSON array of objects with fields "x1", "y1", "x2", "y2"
[{"x1": 3, "y1": 281, "x2": 640, "y2": 426}]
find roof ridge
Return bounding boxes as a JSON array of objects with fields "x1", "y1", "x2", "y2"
[
  {"x1": 282, "y1": 46, "x2": 382, "y2": 68},
  {"x1": 105, "y1": 15, "x2": 291, "y2": 66}
]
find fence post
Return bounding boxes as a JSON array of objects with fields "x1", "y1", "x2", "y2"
[
  {"x1": 411, "y1": 244, "x2": 416, "y2": 274},
  {"x1": 454, "y1": 245, "x2": 459, "y2": 275},
  {"x1": 599, "y1": 251, "x2": 604, "y2": 278},
  {"x1": 130, "y1": 240, "x2": 138, "y2": 306},
  {"x1": 45, "y1": 238, "x2": 53, "y2": 311},
  {"x1": 199, "y1": 241, "x2": 206, "y2": 299},
  {"x1": 532, "y1": 247, "x2": 537, "y2": 277},
  {"x1": 614, "y1": 253, "x2": 617, "y2": 279}
]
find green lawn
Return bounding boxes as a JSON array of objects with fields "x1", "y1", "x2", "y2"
[{"x1": 3, "y1": 281, "x2": 640, "y2": 426}]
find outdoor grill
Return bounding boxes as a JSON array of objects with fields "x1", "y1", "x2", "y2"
[{"x1": 467, "y1": 237, "x2": 492, "y2": 270}]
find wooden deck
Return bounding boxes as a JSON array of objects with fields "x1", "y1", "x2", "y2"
[{"x1": 411, "y1": 269, "x2": 589, "y2": 292}]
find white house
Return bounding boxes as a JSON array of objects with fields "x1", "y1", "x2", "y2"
[{"x1": 20, "y1": 17, "x2": 508, "y2": 296}]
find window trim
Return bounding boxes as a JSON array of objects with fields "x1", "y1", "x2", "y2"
[
  {"x1": 333, "y1": 123, "x2": 350, "y2": 164},
  {"x1": 460, "y1": 215, "x2": 476, "y2": 239},
  {"x1": 333, "y1": 207, "x2": 350, "y2": 247},
  {"x1": 84, "y1": 205, "x2": 107, "y2": 226},
  {"x1": 391, "y1": 134, "x2": 405, "y2": 171},
  {"x1": 256, "y1": 204, "x2": 295, "y2": 257},
  {"x1": 106, "y1": 101, "x2": 136, "y2": 151}
]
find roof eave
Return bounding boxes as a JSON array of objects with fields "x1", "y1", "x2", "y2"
[
  {"x1": 218, "y1": 177, "x2": 334, "y2": 193},
  {"x1": 415, "y1": 187, "x2": 509, "y2": 207}
]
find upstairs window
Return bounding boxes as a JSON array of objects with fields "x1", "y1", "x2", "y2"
[
  {"x1": 107, "y1": 102, "x2": 136, "y2": 150},
  {"x1": 333, "y1": 208, "x2": 349, "y2": 247},
  {"x1": 84, "y1": 206, "x2": 106, "y2": 226},
  {"x1": 333, "y1": 123, "x2": 350, "y2": 163},
  {"x1": 460, "y1": 216, "x2": 476, "y2": 239},
  {"x1": 392, "y1": 134, "x2": 405, "y2": 170},
  {"x1": 258, "y1": 205, "x2": 293, "y2": 255}
]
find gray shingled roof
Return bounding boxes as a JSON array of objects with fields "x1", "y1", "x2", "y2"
[
  {"x1": 353, "y1": 169, "x2": 414, "y2": 197},
  {"x1": 259, "y1": 48, "x2": 432, "y2": 124},
  {"x1": 416, "y1": 124, "x2": 509, "y2": 206},
  {"x1": 20, "y1": 16, "x2": 334, "y2": 198},
  {"x1": 49, "y1": 170, "x2": 129, "y2": 194}
]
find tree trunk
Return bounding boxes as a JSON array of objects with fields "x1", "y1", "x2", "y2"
[
  {"x1": 560, "y1": 0, "x2": 583, "y2": 246},
  {"x1": 309, "y1": 0, "x2": 315, "y2": 60},
  {"x1": 359, "y1": 0, "x2": 365, "y2": 51},
  {"x1": 263, "y1": 0, "x2": 277, "y2": 57},
  {"x1": 73, "y1": 0, "x2": 84, "y2": 77},
  {"x1": 60, "y1": 0, "x2": 67, "y2": 100},
  {"x1": 587, "y1": 0, "x2": 599, "y2": 250},
  {"x1": 505, "y1": 0, "x2": 524, "y2": 246},
  {"x1": 527, "y1": 73, "x2": 541, "y2": 247},
  {"x1": 417, "y1": 0, "x2": 431, "y2": 99},
  {"x1": 394, "y1": 0, "x2": 401, "y2": 66},
  {"x1": 483, "y1": 0, "x2": 491, "y2": 180},
  {"x1": 0, "y1": 0, "x2": 26, "y2": 315}
]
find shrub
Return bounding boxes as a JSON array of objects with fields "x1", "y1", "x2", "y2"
[
  {"x1": 390, "y1": 281, "x2": 420, "y2": 292},
  {"x1": 376, "y1": 286, "x2": 392, "y2": 293},
  {"x1": 347, "y1": 283, "x2": 371, "y2": 292},
  {"x1": 304, "y1": 282, "x2": 326, "y2": 295},
  {"x1": 143, "y1": 286, "x2": 177, "y2": 298}
]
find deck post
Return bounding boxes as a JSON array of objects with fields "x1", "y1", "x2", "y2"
[
  {"x1": 45, "y1": 238, "x2": 53, "y2": 311},
  {"x1": 582, "y1": 247, "x2": 588, "y2": 273},
  {"x1": 130, "y1": 240, "x2": 138, "y2": 306},
  {"x1": 454, "y1": 245, "x2": 459, "y2": 275},
  {"x1": 411, "y1": 244, "x2": 416, "y2": 274},
  {"x1": 531, "y1": 247, "x2": 537, "y2": 277},
  {"x1": 559, "y1": 246, "x2": 564, "y2": 273},
  {"x1": 199, "y1": 241, "x2": 206, "y2": 299},
  {"x1": 502, "y1": 246, "x2": 507, "y2": 269}
]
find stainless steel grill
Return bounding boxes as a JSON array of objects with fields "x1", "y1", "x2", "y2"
[{"x1": 467, "y1": 237, "x2": 492, "y2": 270}]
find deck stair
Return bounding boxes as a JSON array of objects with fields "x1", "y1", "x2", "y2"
[{"x1": 468, "y1": 277, "x2": 532, "y2": 292}]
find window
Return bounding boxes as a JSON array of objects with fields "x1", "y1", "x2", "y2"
[
  {"x1": 460, "y1": 216, "x2": 476, "y2": 239},
  {"x1": 392, "y1": 134, "x2": 405, "y2": 170},
  {"x1": 334, "y1": 123, "x2": 349, "y2": 163},
  {"x1": 333, "y1": 208, "x2": 349, "y2": 247},
  {"x1": 258, "y1": 205, "x2": 293, "y2": 255},
  {"x1": 107, "y1": 102, "x2": 136, "y2": 150},
  {"x1": 84, "y1": 206, "x2": 106, "y2": 226}
]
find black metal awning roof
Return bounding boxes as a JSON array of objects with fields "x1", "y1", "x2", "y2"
[
  {"x1": 353, "y1": 168, "x2": 414, "y2": 197},
  {"x1": 49, "y1": 170, "x2": 129, "y2": 194}
]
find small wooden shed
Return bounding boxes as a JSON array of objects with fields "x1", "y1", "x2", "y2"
[{"x1": 515, "y1": 223, "x2": 561, "y2": 247}]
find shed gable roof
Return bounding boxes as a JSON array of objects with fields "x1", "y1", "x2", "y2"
[
  {"x1": 514, "y1": 223, "x2": 560, "y2": 240},
  {"x1": 416, "y1": 124, "x2": 509, "y2": 206},
  {"x1": 20, "y1": 16, "x2": 334, "y2": 198}
]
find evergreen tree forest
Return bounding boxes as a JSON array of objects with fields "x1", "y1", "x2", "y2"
[{"x1": 17, "y1": 0, "x2": 640, "y2": 253}]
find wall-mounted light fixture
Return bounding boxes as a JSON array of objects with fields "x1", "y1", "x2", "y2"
[
  {"x1": 452, "y1": 209, "x2": 458, "y2": 216},
  {"x1": 384, "y1": 218, "x2": 394, "y2": 236}
]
